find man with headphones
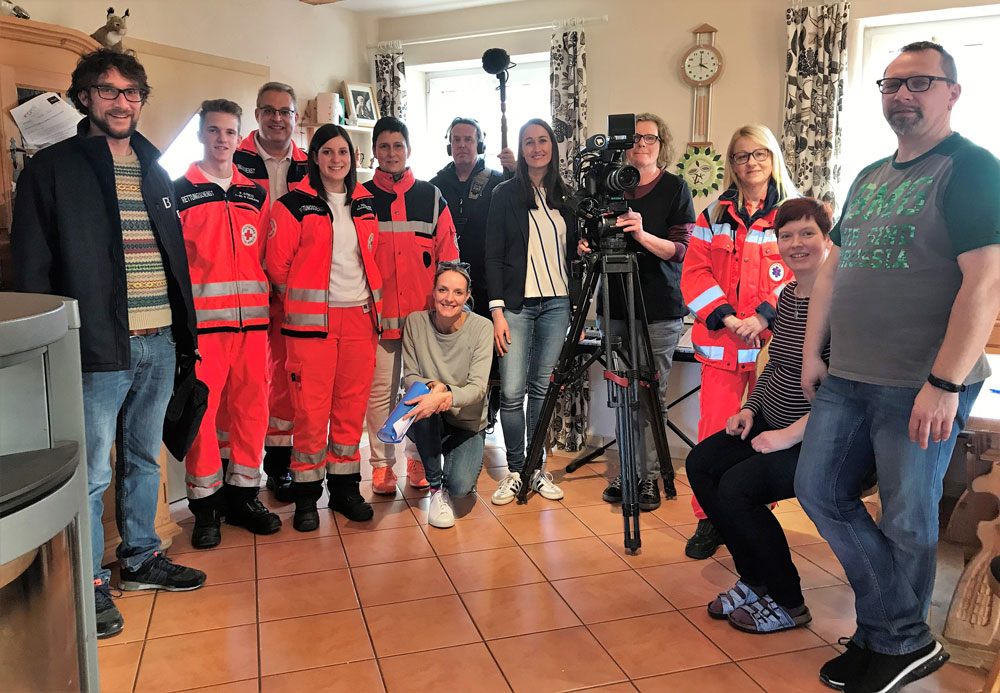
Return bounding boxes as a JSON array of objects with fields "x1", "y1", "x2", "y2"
[
  {"x1": 431, "y1": 117, "x2": 514, "y2": 321},
  {"x1": 431, "y1": 118, "x2": 514, "y2": 432}
]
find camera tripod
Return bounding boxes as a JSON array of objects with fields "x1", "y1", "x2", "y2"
[{"x1": 516, "y1": 245, "x2": 676, "y2": 553}]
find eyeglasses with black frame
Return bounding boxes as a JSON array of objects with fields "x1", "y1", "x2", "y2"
[
  {"x1": 92, "y1": 84, "x2": 148, "y2": 103},
  {"x1": 876, "y1": 75, "x2": 954, "y2": 94},
  {"x1": 258, "y1": 106, "x2": 296, "y2": 119},
  {"x1": 632, "y1": 134, "x2": 662, "y2": 145},
  {"x1": 730, "y1": 148, "x2": 771, "y2": 165}
]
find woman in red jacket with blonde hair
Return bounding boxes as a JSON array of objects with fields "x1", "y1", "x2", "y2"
[
  {"x1": 680, "y1": 124, "x2": 796, "y2": 559},
  {"x1": 266, "y1": 124, "x2": 383, "y2": 531}
]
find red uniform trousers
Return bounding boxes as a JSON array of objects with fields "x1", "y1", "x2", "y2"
[
  {"x1": 285, "y1": 306, "x2": 377, "y2": 482},
  {"x1": 690, "y1": 364, "x2": 757, "y2": 519},
  {"x1": 267, "y1": 300, "x2": 295, "y2": 447},
  {"x1": 186, "y1": 330, "x2": 268, "y2": 499}
]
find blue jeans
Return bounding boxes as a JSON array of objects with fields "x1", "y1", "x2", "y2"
[
  {"x1": 607, "y1": 318, "x2": 683, "y2": 480},
  {"x1": 497, "y1": 296, "x2": 571, "y2": 472},
  {"x1": 795, "y1": 374, "x2": 981, "y2": 655},
  {"x1": 406, "y1": 414, "x2": 485, "y2": 496},
  {"x1": 82, "y1": 328, "x2": 176, "y2": 583}
]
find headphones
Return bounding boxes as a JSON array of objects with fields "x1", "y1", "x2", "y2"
[{"x1": 445, "y1": 117, "x2": 486, "y2": 156}]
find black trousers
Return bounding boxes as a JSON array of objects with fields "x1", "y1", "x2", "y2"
[{"x1": 685, "y1": 418, "x2": 804, "y2": 607}]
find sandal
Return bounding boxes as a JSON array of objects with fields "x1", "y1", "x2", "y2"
[
  {"x1": 707, "y1": 580, "x2": 761, "y2": 620},
  {"x1": 728, "y1": 595, "x2": 812, "y2": 633}
]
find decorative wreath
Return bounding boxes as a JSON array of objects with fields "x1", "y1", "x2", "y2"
[{"x1": 676, "y1": 145, "x2": 724, "y2": 197}]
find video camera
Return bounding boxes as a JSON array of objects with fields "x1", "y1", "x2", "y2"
[{"x1": 568, "y1": 114, "x2": 640, "y2": 251}]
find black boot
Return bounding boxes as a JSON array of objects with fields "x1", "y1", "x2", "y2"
[
  {"x1": 327, "y1": 473, "x2": 374, "y2": 522},
  {"x1": 685, "y1": 518, "x2": 724, "y2": 560},
  {"x1": 263, "y1": 446, "x2": 294, "y2": 503},
  {"x1": 292, "y1": 480, "x2": 324, "y2": 532},
  {"x1": 224, "y1": 484, "x2": 282, "y2": 535},
  {"x1": 188, "y1": 494, "x2": 223, "y2": 549}
]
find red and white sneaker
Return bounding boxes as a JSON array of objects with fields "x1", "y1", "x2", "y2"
[
  {"x1": 371, "y1": 467, "x2": 398, "y2": 495},
  {"x1": 407, "y1": 458, "x2": 430, "y2": 489}
]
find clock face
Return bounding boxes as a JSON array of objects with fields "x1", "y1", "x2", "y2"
[{"x1": 683, "y1": 47, "x2": 722, "y2": 85}]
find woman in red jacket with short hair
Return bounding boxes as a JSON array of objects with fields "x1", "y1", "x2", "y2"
[
  {"x1": 266, "y1": 124, "x2": 383, "y2": 531},
  {"x1": 680, "y1": 124, "x2": 796, "y2": 559}
]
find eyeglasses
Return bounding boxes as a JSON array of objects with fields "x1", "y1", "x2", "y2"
[
  {"x1": 731, "y1": 148, "x2": 770, "y2": 165},
  {"x1": 876, "y1": 75, "x2": 954, "y2": 94},
  {"x1": 258, "y1": 106, "x2": 296, "y2": 119},
  {"x1": 92, "y1": 84, "x2": 147, "y2": 102},
  {"x1": 438, "y1": 261, "x2": 471, "y2": 272},
  {"x1": 632, "y1": 134, "x2": 662, "y2": 145}
]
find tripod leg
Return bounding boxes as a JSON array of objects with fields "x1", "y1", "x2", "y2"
[{"x1": 565, "y1": 439, "x2": 615, "y2": 473}]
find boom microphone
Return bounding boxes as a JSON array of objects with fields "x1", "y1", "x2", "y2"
[{"x1": 482, "y1": 48, "x2": 511, "y2": 74}]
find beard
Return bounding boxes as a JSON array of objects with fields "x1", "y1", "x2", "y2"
[
  {"x1": 886, "y1": 106, "x2": 923, "y2": 135},
  {"x1": 90, "y1": 110, "x2": 138, "y2": 140}
]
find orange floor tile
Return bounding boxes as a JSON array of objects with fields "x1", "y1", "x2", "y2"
[{"x1": 96, "y1": 442, "x2": 988, "y2": 692}]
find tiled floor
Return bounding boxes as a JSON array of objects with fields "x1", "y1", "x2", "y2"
[{"x1": 98, "y1": 437, "x2": 987, "y2": 692}]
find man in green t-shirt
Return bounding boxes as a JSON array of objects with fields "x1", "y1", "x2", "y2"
[{"x1": 796, "y1": 41, "x2": 1000, "y2": 692}]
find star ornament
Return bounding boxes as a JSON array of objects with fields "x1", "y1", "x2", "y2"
[{"x1": 676, "y1": 145, "x2": 724, "y2": 197}]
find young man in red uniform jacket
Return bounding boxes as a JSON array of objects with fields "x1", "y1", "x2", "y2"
[
  {"x1": 228, "y1": 82, "x2": 309, "y2": 503},
  {"x1": 363, "y1": 117, "x2": 459, "y2": 496},
  {"x1": 175, "y1": 99, "x2": 281, "y2": 548}
]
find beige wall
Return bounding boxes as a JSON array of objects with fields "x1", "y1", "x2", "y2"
[{"x1": 24, "y1": 0, "x2": 377, "y2": 113}]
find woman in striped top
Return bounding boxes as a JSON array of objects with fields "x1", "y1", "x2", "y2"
[
  {"x1": 685, "y1": 197, "x2": 833, "y2": 634},
  {"x1": 485, "y1": 118, "x2": 576, "y2": 505}
]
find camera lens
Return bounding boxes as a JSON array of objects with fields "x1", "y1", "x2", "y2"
[{"x1": 603, "y1": 164, "x2": 640, "y2": 193}]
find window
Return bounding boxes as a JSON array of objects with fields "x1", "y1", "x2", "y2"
[
  {"x1": 838, "y1": 11, "x2": 1000, "y2": 203},
  {"x1": 158, "y1": 113, "x2": 202, "y2": 180},
  {"x1": 406, "y1": 53, "x2": 549, "y2": 177}
]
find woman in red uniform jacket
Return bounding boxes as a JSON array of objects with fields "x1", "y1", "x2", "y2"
[
  {"x1": 265, "y1": 124, "x2": 383, "y2": 531},
  {"x1": 680, "y1": 124, "x2": 797, "y2": 559}
]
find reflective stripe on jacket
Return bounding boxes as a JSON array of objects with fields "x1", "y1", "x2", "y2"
[
  {"x1": 680, "y1": 185, "x2": 790, "y2": 372},
  {"x1": 362, "y1": 168, "x2": 459, "y2": 339},
  {"x1": 265, "y1": 180, "x2": 383, "y2": 338},
  {"x1": 175, "y1": 163, "x2": 270, "y2": 333}
]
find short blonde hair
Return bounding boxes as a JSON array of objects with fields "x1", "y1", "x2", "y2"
[
  {"x1": 722, "y1": 124, "x2": 796, "y2": 208},
  {"x1": 635, "y1": 112, "x2": 675, "y2": 170}
]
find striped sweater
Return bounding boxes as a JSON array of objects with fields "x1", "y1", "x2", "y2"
[{"x1": 115, "y1": 152, "x2": 172, "y2": 330}]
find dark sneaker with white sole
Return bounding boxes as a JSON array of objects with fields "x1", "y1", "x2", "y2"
[
  {"x1": 820, "y1": 638, "x2": 871, "y2": 690},
  {"x1": 94, "y1": 578, "x2": 123, "y2": 639},
  {"x1": 119, "y1": 552, "x2": 206, "y2": 592},
  {"x1": 849, "y1": 640, "x2": 949, "y2": 693},
  {"x1": 638, "y1": 477, "x2": 661, "y2": 511},
  {"x1": 602, "y1": 474, "x2": 622, "y2": 503}
]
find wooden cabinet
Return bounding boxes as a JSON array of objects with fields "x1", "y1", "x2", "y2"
[{"x1": 0, "y1": 15, "x2": 98, "y2": 289}]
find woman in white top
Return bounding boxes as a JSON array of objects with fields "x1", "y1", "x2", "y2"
[
  {"x1": 484, "y1": 118, "x2": 576, "y2": 505},
  {"x1": 265, "y1": 124, "x2": 383, "y2": 531}
]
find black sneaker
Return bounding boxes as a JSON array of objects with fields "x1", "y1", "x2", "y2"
[
  {"x1": 328, "y1": 473, "x2": 374, "y2": 522},
  {"x1": 263, "y1": 446, "x2": 294, "y2": 503},
  {"x1": 852, "y1": 640, "x2": 949, "y2": 693},
  {"x1": 602, "y1": 474, "x2": 623, "y2": 503},
  {"x1": 226, "y1": 491, "x2": 282, "y2": 535},
  {"x1": 821, "y1": 638, "x2": 871, "y2": 690},
  {"x1": 684, "y1": 519, "x2": 724, "y2": 560},
  {"x1": 639, "y1": 477, "x2": 661, "y2": 511},
  {"x1": 265, "y1": 471, "x2": 294, "y2": 504},
  {"x1": 94, "y1": 579, "x2": 123, "y2": 639},
  {"x1": 120, "y1": 552, "x2": 206, "y2": 592}
]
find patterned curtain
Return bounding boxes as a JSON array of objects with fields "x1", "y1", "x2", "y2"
[
  {"x1": 550, "y1": 23, "x2": 588, "y2": 182},
  {"x1": 374, "y1": 41, "x2": 407, "y2": 120},
  {"x1": 781, "y1": 2, "x2": 850, "y2": 207}
]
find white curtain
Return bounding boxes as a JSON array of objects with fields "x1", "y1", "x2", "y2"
[
  {"x1": 374, "y1": 41, "x2": 407, "y2": 120},
  {"x1": 550, "y1": 23, "x2": 588, "y2": 183}
]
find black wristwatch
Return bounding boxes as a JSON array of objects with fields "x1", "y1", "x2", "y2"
[{"x1": 927, "y1": 373, "x2": 966, "y2": 393}]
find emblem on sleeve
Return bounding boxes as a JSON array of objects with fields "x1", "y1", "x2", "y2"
[
  {"x1": 769, "y1": 263, "x2": 785, "y2": 282},
  {"x1": 268, "y1": 218, "x2": 277, "y2": 239},
  {"x1": 241, "y1": 224, "x2": 258, "y2": 246}
]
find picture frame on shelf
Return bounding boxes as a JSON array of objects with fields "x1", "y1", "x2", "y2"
[{"x1": 341, "y1": 81, "x2": 379, "y2": 127}]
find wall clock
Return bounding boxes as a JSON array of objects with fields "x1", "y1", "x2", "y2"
[{"x1": 676, "y1": 24, "x2": 726, "y2": 197}]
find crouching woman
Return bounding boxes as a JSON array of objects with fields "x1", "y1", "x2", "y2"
[{"x1": 401, "y1": 261, "x2": 493, "y2": 528}]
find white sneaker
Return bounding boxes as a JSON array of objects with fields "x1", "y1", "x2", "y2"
[
  {"x1": 530, "y1": 470, "x2": 564, "y2": 500},
  {"x1": 491, "y1": 472, "x2": 522, "y2": 505},
  {"x1": 427, "y1": 488, "x2": 455, "y2": 529}
]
